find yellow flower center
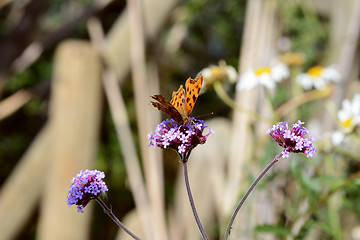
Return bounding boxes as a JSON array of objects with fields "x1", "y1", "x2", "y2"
[
  {"x1": 255, "y1": 67, "x2": 271, "y2": 76},
  {"x1": 340, "y1": 118, "x2": 353, "y2": 130},
  {"x1": 307, "y1": 66, "x2": 324, "y2": 77}
]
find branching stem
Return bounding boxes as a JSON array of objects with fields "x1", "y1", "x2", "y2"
[{"x1": 95, "y1": 197, "x2": 142, "y2": 240}]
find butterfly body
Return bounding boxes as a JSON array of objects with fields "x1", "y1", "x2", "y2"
[{"x1": 150, "y1": 74, "x2": 203, "y2": 124}]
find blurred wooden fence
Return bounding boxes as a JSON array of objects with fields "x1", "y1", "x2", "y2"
[{"x1": 0, "y1": 0, "x2": 359, "y2": 240}]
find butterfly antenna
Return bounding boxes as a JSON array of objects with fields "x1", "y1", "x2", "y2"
[
  {"x1": 194, "y1": 112, "x2": 214, "y2": 119},
  {"x1": 190, "y1": 112, "x2": 213, "y2": 130}
]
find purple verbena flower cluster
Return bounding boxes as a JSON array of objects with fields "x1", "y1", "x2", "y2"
[
  {"x1": 266, "y1": 120, "x2": 316, "y2": 158},
  {"x1": 148, "y1": 118, "x2": 214, "y2": 160},
  {"x1": 67, "y1": 169, "x2": 108, "y2": 213}
]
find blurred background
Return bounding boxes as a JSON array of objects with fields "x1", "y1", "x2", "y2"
[{"x1": 0, "y1": 0, "x2": 359, "y2": 239}]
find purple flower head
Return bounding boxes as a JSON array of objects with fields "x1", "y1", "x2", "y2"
[
  {"x1": 67, "y1": 169, "x2": 108, "y2": 213},
  {"x1": 148, "y1": 118, "x2": 214, "y2": 162},
  {"x1": 266, "y1": 120, "x2": 316, "y2": 158}
]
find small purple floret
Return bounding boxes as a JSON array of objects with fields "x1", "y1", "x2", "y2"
[
  {"x1": 148, "y1": 118, "x2": 214, "y2": 160},
  {"x1": 267, "y1": 120, "x2": 316, "y2": 158},
  {"x1": 67, "y1": 169, "x2": 108, "y2": 213}
]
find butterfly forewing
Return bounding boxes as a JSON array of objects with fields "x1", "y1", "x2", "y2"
[
  {"x1": 170, "y1": 85, "x2": 187, "y2": 118},
  {"x1": 184, "y1": 75, "x2": 203, "y2": 117}
]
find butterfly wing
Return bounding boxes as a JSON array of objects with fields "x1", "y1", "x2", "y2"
[
  {"x1": 150, "y1": 94, "x2": 184, "y2": 124},
  {"x1": 150, "y1": 74, "x2": 203, "y2": 124},
  {"x1": 170, "y1": 85, "x2": 187, "y2": 117},
  {"x1": 184, "y1": 74, "x2": 203, "y2": 117}
]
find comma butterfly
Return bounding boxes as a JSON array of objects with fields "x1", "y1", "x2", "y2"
[{"x1": 150, "y1": 74, "x2": 203, "y2": 124}]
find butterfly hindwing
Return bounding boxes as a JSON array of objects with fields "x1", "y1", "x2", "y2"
[{"x1": 150, "y1": 95, "x2": 184, "y2": 124}]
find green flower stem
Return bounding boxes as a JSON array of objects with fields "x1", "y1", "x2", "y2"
[
  {"x1": 95, "y1": 197, "x2": 142, "y2": 240},
  {"x1": 263, "y1": 87, "x2": 277, "y2": 116},
  {"x1": 182, "y1": 157, "x2": 209, "y2": 240},
  {"x1": 213, "y1": 81, "x2": 271, "y2": 123},
  {"x1": 223, "y1": 154, "x2": 282, "y2": 240}
]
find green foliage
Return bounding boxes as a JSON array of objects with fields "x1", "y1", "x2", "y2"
[
  {"x1": 97, "y1": 109, "x2": 127, "y2": 187},
  {"x1": 280, "y1": 0, "x2": 330, "y2": 66},
  {"x1": 254, "y1": 224, "x2": 291, "y2": 237},
  {"x1": 273, "y1": 84, "x2": 292, "y2": 107},
  {"x1": 173, "y1": 0, "x2": 246, "y2": 70},
  {"x1": 291, "y1": 158, "x2": 322, "y2": 205},
  {"x1": 311, "y1": 217, "x2": 340, "y2": 239},
  {"x1": 343, "y1": 177, "x2": 360, "y2": 219},
  {"x1": 7, "y1": 59, "x2": 52, "y2": 92}
]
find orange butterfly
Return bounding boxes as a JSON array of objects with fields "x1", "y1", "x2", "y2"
[{"x1": 150, "y1": 74, "x2": 203, "y2": 125}]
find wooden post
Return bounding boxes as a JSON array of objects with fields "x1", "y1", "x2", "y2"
[{"x1": 37, "y1": 40, "x2": 102, "y2": 240}]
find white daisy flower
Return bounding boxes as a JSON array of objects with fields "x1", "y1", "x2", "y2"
[
  {"x1": 337, "y1": 93, "x2": 360, "y2": 133},
  {"x1": 272, "y1": 63, "x2": 290, "y2": 82},
  {"x1": 296, "y1": 65, "x2": 341, "y2": 90},
  {"x1": 330, "y1": 130, "x2": 345, "y2": 146},
  {"x1": 236, "y1": 63, "x2": 289, "y2": 91}
]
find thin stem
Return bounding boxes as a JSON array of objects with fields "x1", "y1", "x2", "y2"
[
  {"x1": 95, "y1": 197, "x2": 142, "y2": 240},
  {"x1": 223, "y1": 154, "x2": 282, "y2": 240},
  {"x1": 182, "y1": 159, "x2": 209, "y2": 240},
  {"x1": 275, "y1": 89, "x2": 330, "y2": 118},
  {"x1": 213, "y1": 81, "x2": 271, "y2": 123}
]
